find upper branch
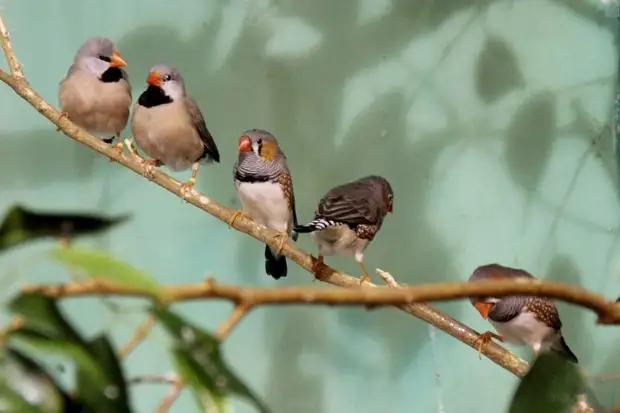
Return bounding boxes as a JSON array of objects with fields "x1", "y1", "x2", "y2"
[
  {"x1": 0, "y1": 12, "x2": 594, "y2": 383},
  {"x1": 0, "y1": 14, "x2": 23, "y2": 77},
  {"x1": 0, "y1": 21, "x2": 526, "y2": 378}
]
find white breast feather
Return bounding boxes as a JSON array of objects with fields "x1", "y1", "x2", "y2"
[
  {"x1": 490, "y1": 312, "x2": 556, "y2": 352},
  {"x1": 237, "y1": 181, "x2": 290, "y2": 232}
]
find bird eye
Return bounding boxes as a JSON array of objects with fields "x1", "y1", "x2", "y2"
[
  {"x1": 163, "y1": 74, "x2": 171, "y2": 82},
  {"x1": 257, "y1": 138, "x2": 263, "y2": 145},
  {"x1": 98, "y1": 55, "x2": 111, "y2": 63}
]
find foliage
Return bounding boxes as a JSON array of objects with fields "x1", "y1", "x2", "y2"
[
  {"x1": 508, "y1": 353, "x2": 590, "y2": 413},
  {"x1": 0, "y1": 205, "x2": 129, "y2": 254}
]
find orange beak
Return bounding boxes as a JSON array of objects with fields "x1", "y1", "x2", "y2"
[
  {"x1": 238, "y1": 136, "x2": 252, "y2": 152},
  {"x1": 147, "y1": 71, "x2": 161, "y2": 87},
  {"x1": 109, "y1": 50, "x2": 127, "y2": 68},
  {"x1": 474, "y1": 301, "x2": 493, "y2": 320}
]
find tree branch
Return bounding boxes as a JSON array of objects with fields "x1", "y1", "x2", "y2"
[
  {"x1": 0, "y1": 21, "x2": 529, "y2": 376},
  {"x1": 119, "y1": 315, "x2": 157, "y2": 359},
  {"x1": 0, "y1": 14, "x2": 601, "y2": 413},
  {"x1": 20, "y1": 276, "x2": 620, "y2": 324},
  {"x1": 0, "y1": 14, "x2": 22, "y2": 77}
]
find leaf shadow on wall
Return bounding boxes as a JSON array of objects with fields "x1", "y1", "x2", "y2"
[
  {"x1": 0, "y1": 1, "x2": 616, "y2": 412},
  {"x1": 224, "y1": 0, "x2": 504, "y2": 392}
]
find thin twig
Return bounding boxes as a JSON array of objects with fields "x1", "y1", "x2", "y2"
[
  {"x1": 118, "y1": 315, "x2": 157, "y2": 359},
  {"x1": 592, "y1": 371, "x2": 620, "y2": 382},
  {"x1": 0, "y1": 14, "x2": 23, "y2": 77},
  {"x1": 127, "y1": 373, "x2": 181, "y2": 386},
  {"x1": 155, "y1": 379, "x2": 185, "y2": 413},
  {"x1": 20, "y1": 276, "x2": 620, "y2": 325},
  {"x1": 215, "y1": 303, "x2": 252, "y2": 340}
]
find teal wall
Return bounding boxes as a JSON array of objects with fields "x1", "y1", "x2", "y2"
[{"x1": 1, "y1": 0, "x2": 620, "y2": 412}]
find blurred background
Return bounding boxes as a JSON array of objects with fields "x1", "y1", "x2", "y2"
[{"x1": 1, "y1": 0, "x2": 619, "y2": 411}]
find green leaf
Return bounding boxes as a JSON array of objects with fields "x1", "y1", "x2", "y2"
[
  {"x1": 0, "y1": 204, "x2": 130, "y2": 254},
  {"x1": 0, "y1": 346, "x2": 63, "y2": 413},
  {"x1": 9, "y1": 292, "x2": 83, "y2": 342},
  {"x1": 508, "y1": 353, "x2": 585, "y2": 413},
  {"x1": 152, "y1": 307, "x2": 270, "y2": 413},
  {"x1": 75, "y1": 335, "x2": 131, "y2": 413},
  {"x1": 171, "y1": 347, "x2": 228, "y2": 413},
  {"x1": 50, "y1": 247, "x2": 166, "y2": 300},
  {"x1": 7, "y1": 293, "x2": 104, "y2": 389}
]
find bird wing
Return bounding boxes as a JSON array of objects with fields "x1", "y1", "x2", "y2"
[
  {"x1": 526, "y1": 298, "x2": 562, "y2": 331},
  {"x1": 316, "y1": 182, "x2": 380, "y2": 226},
  {"x1": 184, "y1": 96, "x2": 220, "y2": 162},
  {"x1": 277, "y1": 171, "x2": 299, "y2": 241}
]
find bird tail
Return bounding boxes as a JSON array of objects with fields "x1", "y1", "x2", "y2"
[
  {"x1": 264, "y1": 245, "x2": 287, "y2": 280},
  {"x1": 550, "y1": 336, "x2": 578, "y2": 363},
  {"x1": 293, "y1": 218, "x2": 340, "y2": 234}
]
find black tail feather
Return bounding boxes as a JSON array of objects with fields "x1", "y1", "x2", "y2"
[
  {"x1": 264, "y1": 245, "x2": 287, "y2": 280},
  {"x1": 551, "y1": 336, "x2": 578, "y2": 363},
  {"x1": 293, "y1": 218, "x2": 340, "y2": 234}
]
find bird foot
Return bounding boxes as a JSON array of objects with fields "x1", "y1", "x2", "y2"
[
  {"x1": 56, "y1": 111, "x2": 68, "y2": 131},
  {"x1": 474, "y1": 331, "x2": 504, "y2": 359},
  {"x1": 358, "y1": 264, "x2": 371, "y2": 285},
  {"x1": 228, "y1": 210, "x2": 250, "y2": 229},
  {"x1": 272, "y1": 231, "x2": 289, "y2": 254},
  {"x1": 141, "y1": 159, "x2": 159, "y2": 179},
  {"x1": 180, "y1": 177, "x2": 197, "y2": 199},
  {"x1": 108, "y1": 141, "x2": 124, "y2": 162},
  {"x1": 312, "y1": 255, "x2": 325, "y2": 279}
]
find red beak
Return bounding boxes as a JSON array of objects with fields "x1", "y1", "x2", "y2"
[
  {"x1": 109, "y1": 50, "x2": 127, "y2": 68},
  {"x1": 147, "y1": 71, "x2": 161, "y2": 87},
  {"x1": 238, "y1": 136, "x2": 252, "y2": 152},
  {"x1": 474, "y1": 301, "x2": 493, "y2": 320}
]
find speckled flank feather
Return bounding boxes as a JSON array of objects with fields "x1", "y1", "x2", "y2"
[
  {"x1": 277, "y1": 171, "x2": 299, "y2": 242},
  {"x1": 525, "y1": 297, "x2": 562, "y2": 331}
]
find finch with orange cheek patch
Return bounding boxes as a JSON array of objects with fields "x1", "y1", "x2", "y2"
[
  {"x1": 131, "y1": 63, "x2": 220, "y2": 195},
  {"x1": 294, "y1": 175, "x2": 394, "y2": 284},
  {"x1": 231, "y1": 129, "x2": 299, "y2": 280},
  {"x1": 59, "y1": 37, "x2": 131, "y2": 155},
  {"x1": 469, "y1": 263, "x2": 578, "y2": 363}
]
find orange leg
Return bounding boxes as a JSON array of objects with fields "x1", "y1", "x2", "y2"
[
  {"x1": 107, "y1": 132, "x2": 124, "y2": 162},
  {"x1": 228, "y1": 210, "x2": 251, "y2": 228},
  {"x1": 56, "y1": 111, "x2": 68, "y2": 131},
  {"x1": 358, "y1": 262, "x2": 371, "y2": 285},
  {"x1": 473, "y1": 331, "x2": 504, "y2": 359},
  {"x1": 312, "y1": 255, "x2": 325, "y2": 279},
  {"x1": 272, "y1": 231, "x2": 289, "y2": 255},
  {"x1": 141, "y1": 159, "x2": 160, "y2": 179},
  {"x1": 180, "y1": 162, "x2": 200, "y2": 198}
]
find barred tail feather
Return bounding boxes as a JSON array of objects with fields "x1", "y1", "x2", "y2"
[
  {"x1": 293, "y1": 218, "x2": 340, "y2": 234},
  {"x1": 265, "y1": 245, "x2": 287, "y2": 280}
]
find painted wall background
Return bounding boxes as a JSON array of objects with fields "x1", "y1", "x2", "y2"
[{"x1": 1, "y1": 0, "x2": 619, "y2": 412}]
